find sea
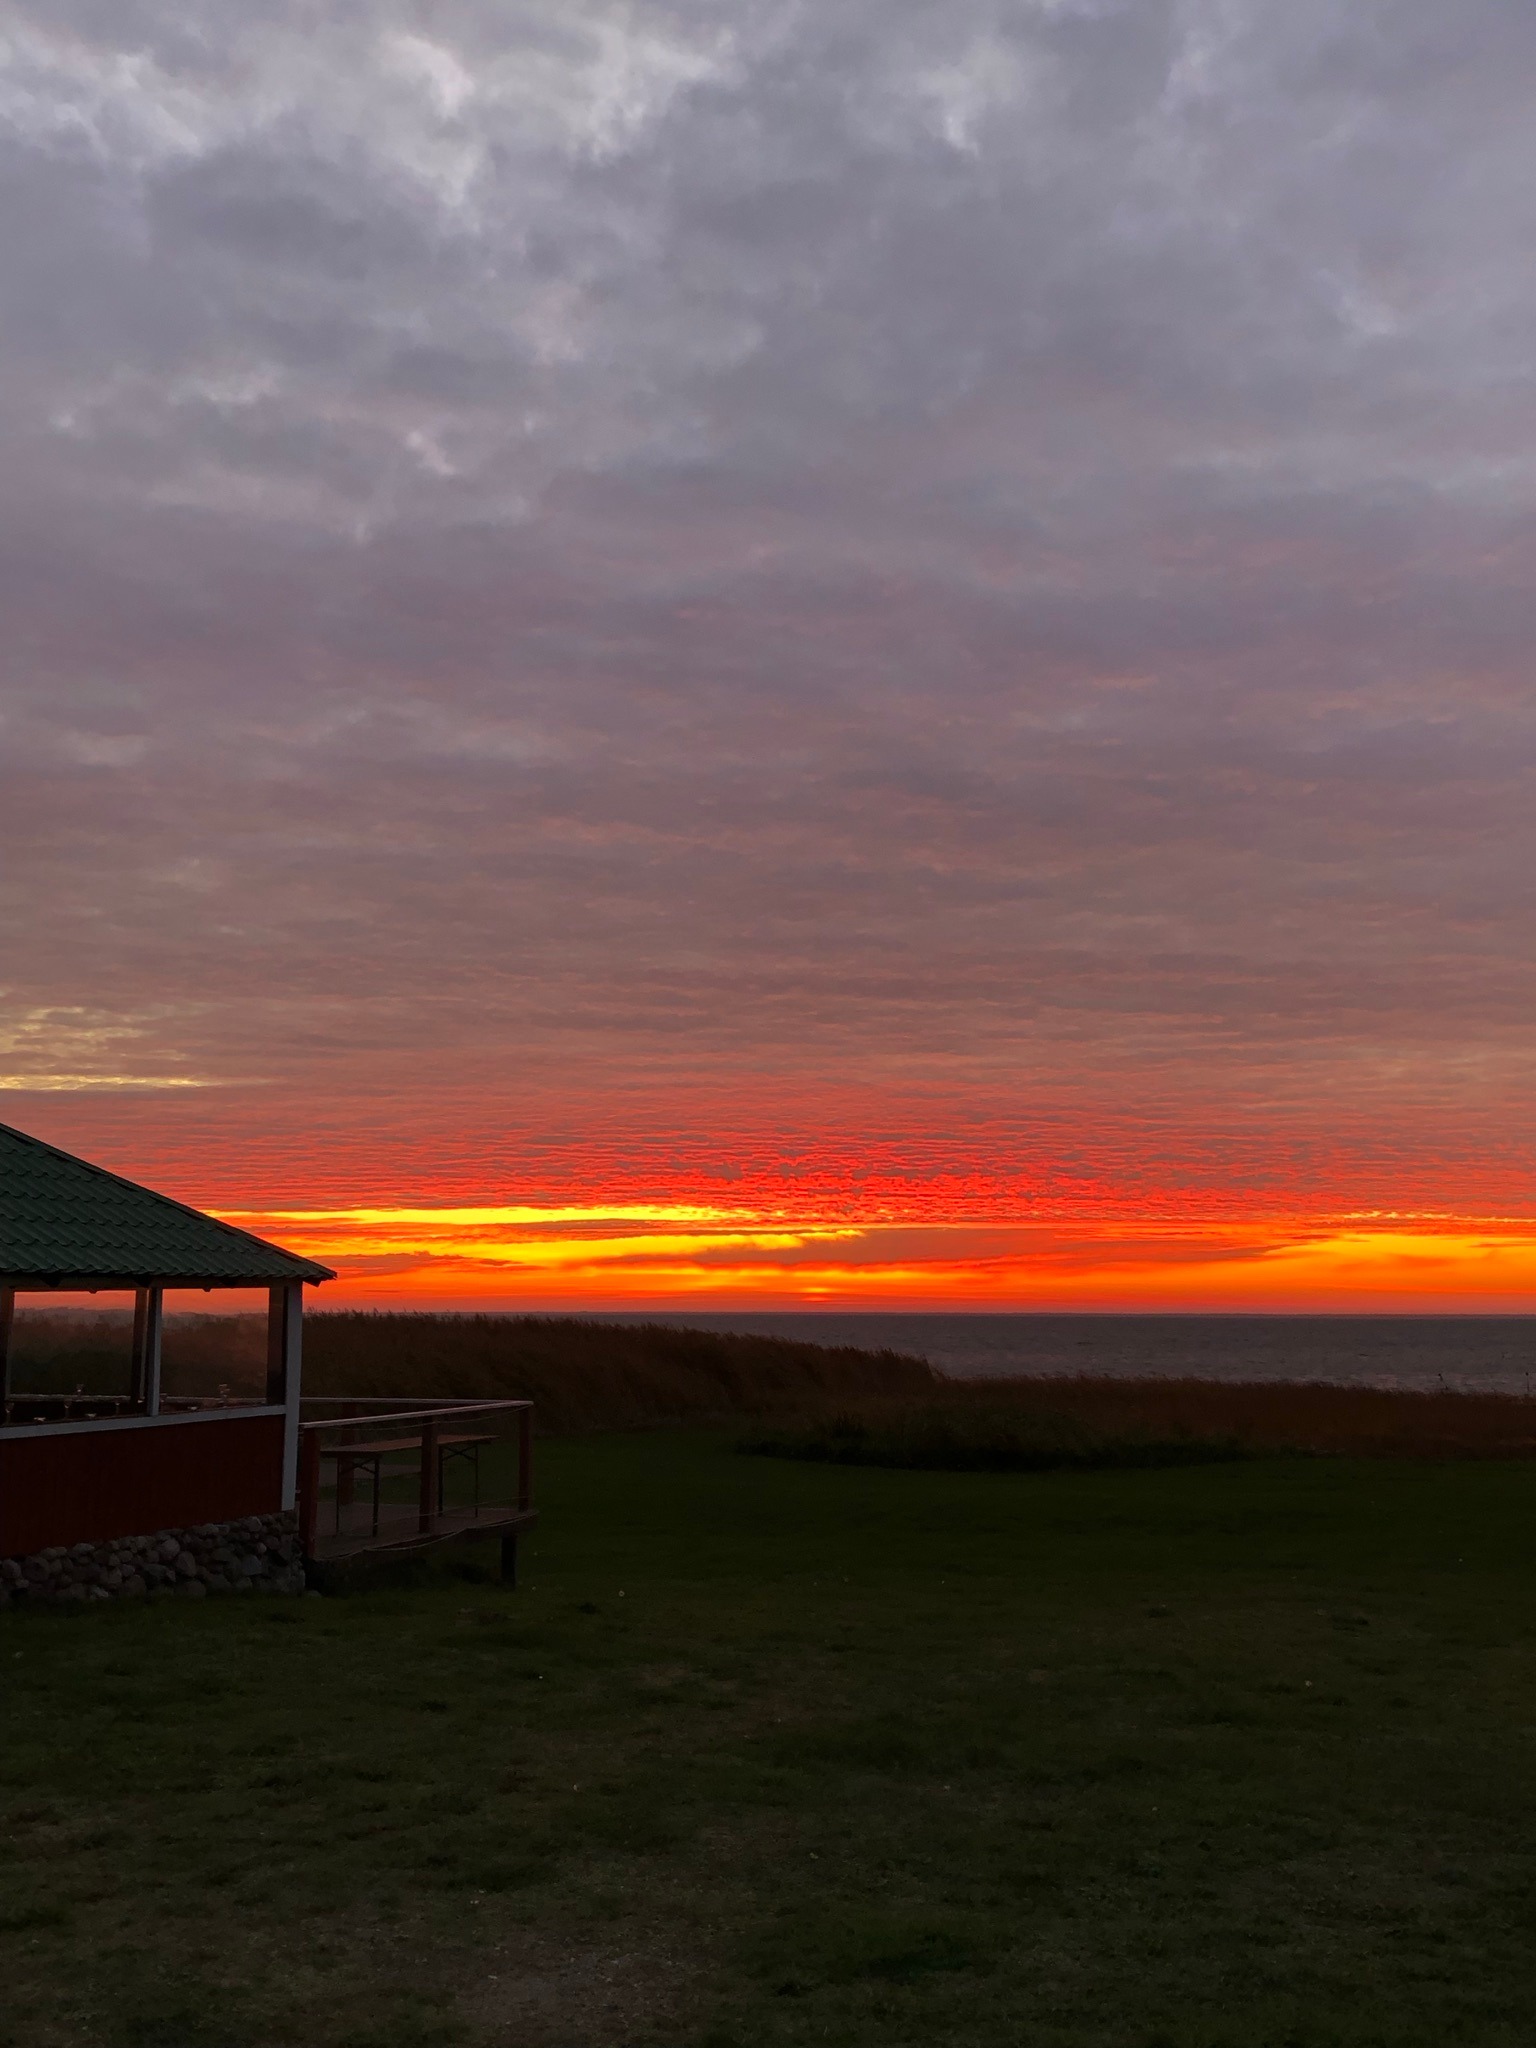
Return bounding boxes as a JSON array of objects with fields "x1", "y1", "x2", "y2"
[{"x1": 602, "y1": 1313, "x2": 1536, "y2": 1397}]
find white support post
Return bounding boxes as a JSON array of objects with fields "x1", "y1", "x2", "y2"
[
  {"x1": 268, "y1": 1282, "x2": 304, "y2": 1509},
  {"x1": 131, "y1": 1286, "x2": 163, "y2": 1416},
  {"x1": 0, "y1": 1286, "x2": 13, "y2": 1418}
]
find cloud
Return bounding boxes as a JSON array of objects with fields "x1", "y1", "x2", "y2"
[
  {"x1": 0, "y1": 1003, "x2": 229, "y2": 1089},
  {"x1": 4, "y1": 1, "x2": 1536, "y2": 1288}
]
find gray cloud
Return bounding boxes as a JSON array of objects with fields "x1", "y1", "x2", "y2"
[{"x1": 3, "y1": 0, "x2": 1536, "y2": 1209}]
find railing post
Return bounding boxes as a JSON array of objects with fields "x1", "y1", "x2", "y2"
[
  {"x1": 336, "y1": 1429, "x2": 356, "y2": 1513},
  {"x1": 418, "y1": 1416, "x2": 440, "y2": 1534},
  {"x1": 518, "y1": 1406, "x2": 532, "y2": 1512},
  {"x1": 298, "y1": 1428, "x2": 321, "y2": 1558}
]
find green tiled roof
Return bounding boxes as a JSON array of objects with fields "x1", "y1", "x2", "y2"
[{"x1": 0, "y1": 1123, "x2": 333, "y2": 1287}]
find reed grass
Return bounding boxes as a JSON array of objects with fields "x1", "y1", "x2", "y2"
[
  {"x1": 302, "y1": 1311, "x2": 937, "y2": 1430},
  {"x1": 14, "y1": 1308, "x2": 1536, "y2": 1458},
  {"x1": 8, "y1": 1310, "x2": 265, "y2": 1398}
]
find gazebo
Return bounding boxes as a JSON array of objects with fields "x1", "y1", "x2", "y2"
[
  {"x1": 0, "y1": 1121, "x2": 332, "y2": 1566},
  {"x1": 2, "y1": 1123, "x2": 536, "y2": 1602}
]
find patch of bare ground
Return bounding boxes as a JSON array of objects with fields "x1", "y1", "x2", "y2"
[
  {"x1": 4, "y1": 1893, "x2": 704, "y2": 2048},
  {"x1": 455, "y1": 1923, "x2": 702, "y2": 2047}
]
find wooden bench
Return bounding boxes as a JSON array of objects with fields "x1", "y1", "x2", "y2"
[{"x1": 326, "y1": 1431, "x2": 494, "y2": 1536}]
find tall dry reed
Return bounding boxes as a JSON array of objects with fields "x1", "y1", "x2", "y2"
[
  {"x1": 301, "y1": 1311, "x2": 937, "y2": 1430},
  {"x1": 14, "y1": 1308, "x2": 1536, "y2": 1455}
]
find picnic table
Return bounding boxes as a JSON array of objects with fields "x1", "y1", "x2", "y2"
[{"x1": 325, "y1": 1429, "x2": 494, "y2": 1536}]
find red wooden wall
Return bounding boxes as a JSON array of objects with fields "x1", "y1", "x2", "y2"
[{"x1": 0, "y1": 1415, "x2": 285, "y2": 1556}]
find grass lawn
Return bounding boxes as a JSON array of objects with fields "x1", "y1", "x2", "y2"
[{"x1": 4, "y1": 1435, "x2": 1536, "y2": 2048}]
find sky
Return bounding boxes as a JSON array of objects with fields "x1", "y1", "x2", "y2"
[{"x1": 4, "y1": 0, "x2": 1536, "y2": 1310}]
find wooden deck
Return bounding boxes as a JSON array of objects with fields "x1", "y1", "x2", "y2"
[
  {"x1": 297, "y1": 1399, "x2": 534, "y2": 1580},
  {"x1": 308, "y1": 1501, "x2": 538, "y2": 1575}
]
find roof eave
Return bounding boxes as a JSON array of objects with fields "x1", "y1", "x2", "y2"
[{"x1": 1, "y1": 1268, "x2": 335, "y2": 1290}]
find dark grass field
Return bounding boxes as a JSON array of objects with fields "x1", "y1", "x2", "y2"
[{"x1": 6, "y1": 1435, "x2": 1536, "y2": 2047}]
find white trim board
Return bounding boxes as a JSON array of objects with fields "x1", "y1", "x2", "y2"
[{"x1": 0, "y1": 1406, "x2": 285, "y2": 1444}]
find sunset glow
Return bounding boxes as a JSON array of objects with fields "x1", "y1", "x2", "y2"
[
  {"x1": 8, "y1": 5, "x2": 1536, "y2": 1317},
  {"x1": 206, "y1": 1200, "x2": 1536, "y2": 1313}
]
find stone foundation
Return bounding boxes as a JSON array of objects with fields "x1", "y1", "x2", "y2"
[{"x1": 0, "y1": 1511, "x2": 306, "y2": 1605}]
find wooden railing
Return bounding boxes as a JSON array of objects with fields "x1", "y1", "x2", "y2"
[{"x1": 296, "y1": 1399, "x2": 533, "y2": 1559}]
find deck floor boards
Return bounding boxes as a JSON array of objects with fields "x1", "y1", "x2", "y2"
[{"x1": 308, "y1": 1503, "x2": 537, "y2": 1561}]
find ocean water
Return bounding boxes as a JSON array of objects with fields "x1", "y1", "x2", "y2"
[{"x1": 621, "y1": 1313, "x2": 1536, "y2": 1396}]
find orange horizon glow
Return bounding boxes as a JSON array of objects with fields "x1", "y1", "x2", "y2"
[
  {"x1": 210, "y1": 1199, "x2": 1536, "y2": 1314},
  {"x1": 18, "y1": 1090, "x2": 1536, "y2": 1316}
]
